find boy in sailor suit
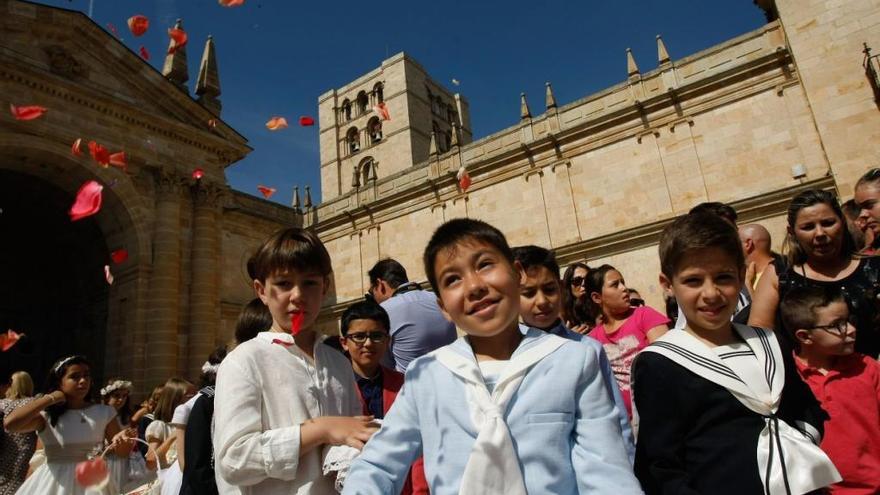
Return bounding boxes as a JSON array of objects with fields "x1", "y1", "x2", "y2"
[
  {"x1": 633, "y1": 213, "x2": 840, "y2": 494},
  {"x1": 343, "y1": 218, "x2": 640, "y2": 495}
]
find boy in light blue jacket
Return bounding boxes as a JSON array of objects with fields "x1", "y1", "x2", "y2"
[{"x1": 343, "y1": 218, "x2": 641, "y2": 495}]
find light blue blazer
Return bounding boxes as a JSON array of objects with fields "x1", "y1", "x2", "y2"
[{"x1": 343, "y1": 327, "x2": 643, "y2": 495}]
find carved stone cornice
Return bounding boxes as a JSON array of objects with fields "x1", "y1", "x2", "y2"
[
  {"x1": 191, "y1": 181, "x2": 226, "y2": 208},
  {"x1": 154, "y1": 170, "x2": 187, "y2": 196}
]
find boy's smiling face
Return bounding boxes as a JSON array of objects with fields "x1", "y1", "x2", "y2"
[
  {"x1": 254, "y1": 269, "x2": 327, "y2": 333},
  {"x1": 660, "y1": 247, "x2": 742, "y2": 337},
  {"x1": 519, "y1": 265, "x2": 562, "y2": 329},
  {"x1": 433, "y1": 238, "x2": 522, "y2": 337}
]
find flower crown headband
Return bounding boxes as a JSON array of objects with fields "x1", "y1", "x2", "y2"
[
  {"x1": 100, "y1": 380, "x2": 132, "y2": 397},
  {"x1": 201, "y1": 361, "x2": 220, "y2": 374},
  {"x1": 52, "y1": 355, "x2": 83, "y2": 374}
]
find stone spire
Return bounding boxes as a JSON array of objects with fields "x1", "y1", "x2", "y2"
[
  {"x1": 304, "y1": 186, "x2": 313, "y2": 209},
  {"x1": 196, "y1": 36, "x2": 222, "y2": 116},
  {"x1": 429, "y1": 130, "x2": 439, "y2": 156},
  {"x1": 520, "y1": 93, "x2": 531, "y2": 120},
  {"x1": 626, "y1": 48, "x2": 640, "y2": 77},
  {"x1": 162, "y1": 19, "x2": 189, "y2": 89},
  {"x1": 545, "y1": 82, "x2": 557, "y2": 110},
  {"x1": 291, "y1": 186, "x2": 301, "y2": 210},
  {"x1": 656, "y1": 35, "x2": 670, "y2": 65},
  {"x1": 450, "y1": 122, "x2": 460, "y2": 147}
]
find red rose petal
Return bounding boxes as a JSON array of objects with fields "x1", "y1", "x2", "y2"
[
  {"x1": 88, "y1": 141, "x2": 111, "y2": 168},
  {"x1": 257, "y1": 185, "x2": 276, "y2": 199},
  {"x1": 167, "y1": 28, "x2": 188, "y2": 54},
  {"x1": 299, "y1": 116, "x2": 315, "y2": 126},
  {"x1": 10, "y1": 104, "x2": 48, "y2": 121},
  {"x1": 127, "y1": 15, "x2": 149, "y2": 37},
  {"x1": 265, "y1": 117, "x2": 288, "y2": 131},
  {"x1": 374, "y1": 102, "x2": 391, "y2": 121},
  {"x1": 219, "y1": 0, "x2": 246, "y2": 6},
  {"x1": 457, "y1": 167, "x2": 471, "y2": 192},
  {"x1": 192, "y1": 168, "x2": 204, "y2": 180},
  {"x1": 109, "y1": 151, "x2": 127, "y2": 170},
  {"x1": 69, "y1": 180, "x2": 103, "y2": 221},
  {"x1": 291, "y1": 311, "x2": 304, "y2": 336},
  {"x1": 1, "y1": 330, "x2": 23, "y2": 352},
  {"x1": 110, "y1": 249, "x2": 129, "y2": 264},
  {"x1": 138, "y1": 46, "x2": 150, "y2": 61}
]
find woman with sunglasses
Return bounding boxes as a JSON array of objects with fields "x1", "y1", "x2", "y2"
[
  {"x1": 749, "y1": 189, "x2": 880, "y2": 358},
  {"x1": 561, "y1": 262, "x2": 595, "y2": 334}
]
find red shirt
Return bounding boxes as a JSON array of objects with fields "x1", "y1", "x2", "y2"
[{"x1": 795, "y1": 353, "x2": 880, "y2": 495}]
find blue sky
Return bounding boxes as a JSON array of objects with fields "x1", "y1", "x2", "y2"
[{"x1": 36, "y1": 0, "x2": 766, "y2": 206}]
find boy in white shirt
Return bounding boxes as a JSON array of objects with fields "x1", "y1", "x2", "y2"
[{"x1": 213, "y1": 227, "x2": 377, "y2": 494}]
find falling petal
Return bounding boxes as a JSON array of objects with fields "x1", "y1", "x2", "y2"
[
  {"x1": 69, "y1": 180, "x2": 103, "y2": 221},
  {"x1": 1, "y1": 329, "x2": 23, "y2": 352},
  {"x1": 452, "y1": 78, "x2": 460, "y2": 86},
  {"x1": 10, "y1": 104, "x2": 47, "y2": 121},
  {"x1": 374, "y1": 102, "x2": 391, "y2": 121},
  {"x1": 138, "y1": 46, "x2": 150, "y2": 60},
  {"x1": 106, "y1": 22, "x2": 121, "y2": 39},
  {"x1": 110, "y1": 249, "x2": 129, "y2": 264},
  {"x1": 257, "y1": 185, "x2": 276, "y2": 199},
  {"x1": 104, "y1": 265, "x2": 114, "y2": 285},
  {"x1": 218, "y1": 0, "x2": 246, "y2": 6},
  {"x1": 299, "y1": 116, "x2": 315, "y2": 126},
  {"x1": 109, "y1": 151, "x2": 127, "y2": 170},
  {"x1": 265, "y1": 117, "x2": 288, "y2": 131},
  {"x1": 88, "y1": 141, "x2": 110, "y2": 167},
  {"x1": 291, "y1": 311, "x2": 304, "y2": 336},
  {"x1": 192, "y1": 168, "x2": 204, "y2": 180},
  {"x1": 127, "y1": 15, "x2": 149, "y2": 37},
  {"x1": 75, "y1": 456, "x2": 109, "y2": 487},
  {"x1": 167, "y1": 28, "x2": 188, "y2": 54},
  {"x1": 72, "y1": 138, "x2": 83, "y2": 157},
  {"x1": 457, "y1": 166, "x2": 471, "y2": 192}
]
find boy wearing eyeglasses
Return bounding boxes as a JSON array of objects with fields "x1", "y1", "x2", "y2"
[
  {"x1": 783, "y1": 285, "x2": 880, "y2": 494},
  {"x1": 339, "y1": 301, "x2": 428, "y2": 494}
]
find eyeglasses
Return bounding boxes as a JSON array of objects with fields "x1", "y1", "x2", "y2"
[
  {"x1": 811, "y1": 320, "x2": 852, "y2": 337},
  {"x1": 571, "y1": 276, "x2": 587, "y2": 287},
  {"x1": 345, "y1": 331, "x2": 388, "y2": 344},
  {"x1": 629, "y1": 298, "x2": 645, "y2": 307}
]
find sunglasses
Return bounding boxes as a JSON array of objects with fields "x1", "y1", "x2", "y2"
[
  {"x1": 571, "y1": 276, "x2": 587, "y2": 287},
  {"x1": 345, "y1": 331, "x2": 388, "y2": 344}
]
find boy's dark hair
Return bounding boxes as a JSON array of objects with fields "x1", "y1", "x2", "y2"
[
  {"x1": 659, "y1": 212, "x2": 746, "y2": 278},
  {"x1": 340, "y1": 300, "x2": 390, "y2": 337},
  {"x1": 780, "y1": 285, "x2": 847, "y2": 351},
  {"x1": 367, "y1": 259, "x2": 409, "y2": 289},
  {"x1": 511, "y1": 245, "x2": 559, "y2": 276},
  {"x1": 235, "y1": 298, "x2": 273, "y2": 344},
  {"x1": 689, "y1": 202, "x2": 738, "y2": 225},
  {"x1": 250, "y1": 227, "x2": 332, "y2": 283},
  {"x1": 423, "y1": 218, "x2": 514, "y2": 293}
]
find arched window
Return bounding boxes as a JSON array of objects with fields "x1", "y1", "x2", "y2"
[
  {"x1": 360, "y1": 156, "x2": 375, "y2": 184},
  {"x1": 346, "y1": 127, "x2": 360, "y2": 155},
  {"x1": 357, "y1": 91, "x2": 369, "y2": 116},
  {"x1": 341, "y1": 99, "x2": 352, "y2": 122},
  {"x1": 367, "y1": 117, "x2": 382, "y2": 144},
  {"x1": 373, "y1": 82, "x2": 384, "y2": 104}
]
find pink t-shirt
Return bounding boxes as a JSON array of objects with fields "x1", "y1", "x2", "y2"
[{"x1": 588, "y1": 306, "x2": 669, "y2": 417}]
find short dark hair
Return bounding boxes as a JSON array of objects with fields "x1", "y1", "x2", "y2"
[
  {"x1": 340, "y1": 300, "x2": 390, "y2": 337},
  {"x1": 689, "y1": 202, "x2": 738, "y2": 225},
  {"x1": 235, "y1": 298, "x2": 273, "y2": 344},
  {"x1": 659, "y1": 212, "x2": 746, "y2": 279},
  {"x1": 367, "y1": 259, "x2": 409, "y2": 289},
  {"x1": 512, "y1": 245, "x2": 559, "y2": 276},
  {"x1": 780, "y1": 285, "x2": 847, "y2": 350},
  {"x1": 250, "y1": 227, "x2": 332, "y2": 283},
  {"x1": 423, "y1": 218, "x2": 514, "y2": 293}
]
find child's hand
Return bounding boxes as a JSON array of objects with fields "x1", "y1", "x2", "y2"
[
  {"x1": 571, "y1": 324, "x2": 591, "y2": 335},
  {"x1": 319, "y1": 416, "x2": 379, "y2": 450}
]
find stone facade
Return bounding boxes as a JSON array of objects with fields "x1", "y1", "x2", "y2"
[{"x1": 311, "y1": 0, "x2": 880, "y2": 331}]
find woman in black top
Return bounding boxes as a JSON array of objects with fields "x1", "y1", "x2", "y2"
[{"x1": 749, "y1": 189, "x2": 880, "y2": 357}]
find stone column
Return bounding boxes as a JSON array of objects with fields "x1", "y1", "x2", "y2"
[
  {"x1": 187, "y1": 182, "x2": 222, "y2": 379},
  {"x1": 145, "y1": 171, "x2": 183, "y2": 385}
]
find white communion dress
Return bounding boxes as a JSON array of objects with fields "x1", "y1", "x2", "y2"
[{"x1": 15, "y1": 403, "x2": 119, "y2": 495}]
